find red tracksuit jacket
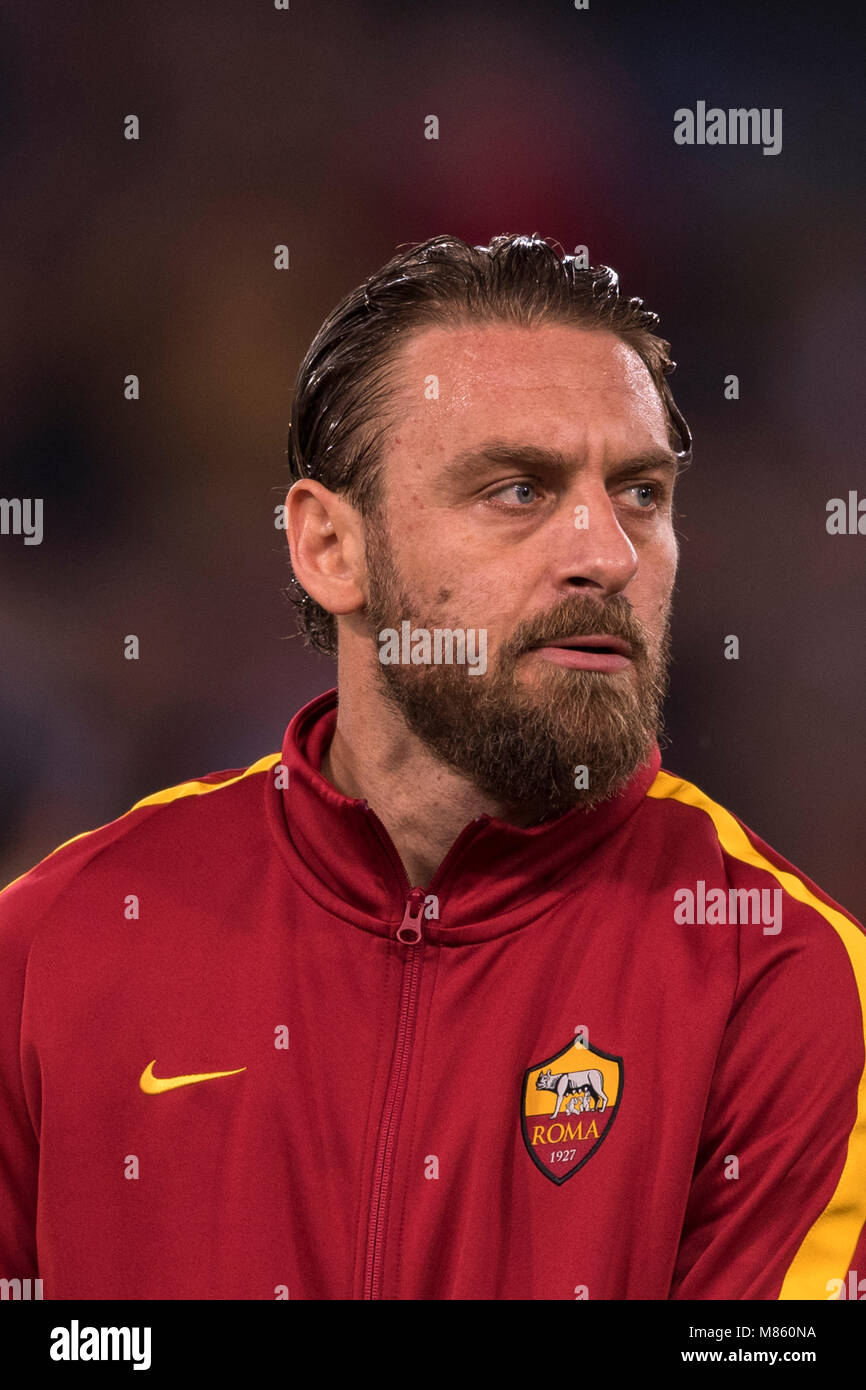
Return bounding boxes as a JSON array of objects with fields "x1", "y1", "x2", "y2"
[{"x1": 1, "y1": 687, "x2": 864, "y2": 1300}]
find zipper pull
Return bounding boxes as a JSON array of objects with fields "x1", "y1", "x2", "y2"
[{"x1": 396, "y1": 887, "x2": 427, "y2": 944}]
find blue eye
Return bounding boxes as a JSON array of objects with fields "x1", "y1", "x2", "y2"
[
  {"x1": 626, "y1": 483, "x2": 661, "y2": 509},
  {"x1": 497, "y1": 482, "x2": 537, "y2": 505}
]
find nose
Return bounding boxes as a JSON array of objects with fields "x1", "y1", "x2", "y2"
[{"x1": 562, "y1": 487, "x2": 639, "y2": 597}]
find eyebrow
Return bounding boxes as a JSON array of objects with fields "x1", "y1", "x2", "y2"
[{"x1": 440, "y1": 440, "x2": 682, "y2": 488}]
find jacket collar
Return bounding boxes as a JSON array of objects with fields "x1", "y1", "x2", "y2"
[{"x1": 266, "y1": 686, "x2": 660, "y2": 942}]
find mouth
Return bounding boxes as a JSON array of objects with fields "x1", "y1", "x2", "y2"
[
  {"x1": 529, "y1": 634, "x2": 633, "y2": 657},
  {"x1": 524, "y1": 633, "x2": 634, "y2": 671}
]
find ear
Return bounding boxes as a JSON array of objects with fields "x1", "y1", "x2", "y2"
[{"x1": 286, "y1": 480, "x2": 367, "y2": 623}]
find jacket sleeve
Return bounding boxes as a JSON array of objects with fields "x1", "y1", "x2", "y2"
[
  {"x1": 669, "y1": 864, "x2": 866, "y2": 1300},
  {"x1": 0, "y1": 877, "x2": 41, "y2": 1288}
]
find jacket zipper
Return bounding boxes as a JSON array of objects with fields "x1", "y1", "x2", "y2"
[
  {"x1": 363, "y1": 885, "x2": 426, "y2": 1300},
  {"x1": 360, "y1": 805, "x2": 487, "y2": 1299}
]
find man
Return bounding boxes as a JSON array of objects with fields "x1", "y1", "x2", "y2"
[{"x1": 1, "y1": 234, "x2": 863, "y2": 1301}]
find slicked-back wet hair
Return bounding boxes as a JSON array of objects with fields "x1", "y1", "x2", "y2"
[{"x1": 286, "y1": 233, "x2": 691, "y2": 658}]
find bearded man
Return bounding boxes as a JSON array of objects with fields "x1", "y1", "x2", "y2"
[{"x1": 1, "y1": 234, "x2": 863, "y2": 1301}]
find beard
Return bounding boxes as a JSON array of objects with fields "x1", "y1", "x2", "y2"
[{"x1": 363, "y1": 510, "x2": 671, "y2": 822}]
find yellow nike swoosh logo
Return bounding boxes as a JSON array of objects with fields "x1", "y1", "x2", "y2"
[{"x1": 139, "y1": 1059, "x2": 246, "y2": 1095}]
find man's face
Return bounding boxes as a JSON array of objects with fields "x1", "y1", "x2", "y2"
[{"x1": 361, "y1": 320, "x2": 680, "y2": 819}]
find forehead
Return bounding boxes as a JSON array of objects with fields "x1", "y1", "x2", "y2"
[{"x1": 384, "y1": 320, "x2": 669, "y2": 463}]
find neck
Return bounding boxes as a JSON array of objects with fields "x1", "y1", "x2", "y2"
[{"x1": 319, "y1": 668, "x2": 537, "y2": 889}]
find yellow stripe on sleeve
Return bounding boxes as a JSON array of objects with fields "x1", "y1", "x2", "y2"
[
  {"x1": 1, "y1": 751, "x2": 283, "y2": 898},
  {"x1": 647, "y1": 770, "x2": 866, "y2": 1299}
]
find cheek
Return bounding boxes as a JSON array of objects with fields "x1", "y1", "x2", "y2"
[
  {"x1": 634, "y1": 534, "x2": 677, "y2": 626},
  {"x1": 393, "y1": 522, "x2": 494, "y2": 602},
  {"x1": 420, "y1": 561, "x2": 515, "y2": 630},
  {"x1": 649, "y1": 527, "x2": 678, "y2": 590}
]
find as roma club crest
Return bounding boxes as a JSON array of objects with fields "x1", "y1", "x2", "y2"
[{"x1": 521, "y1": 1035, "x2": 623, "y2": 1184}]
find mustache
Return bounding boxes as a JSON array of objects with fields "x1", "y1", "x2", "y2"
[{"x1": 509, "y1": 595, "x2": 650, "y2": 658}]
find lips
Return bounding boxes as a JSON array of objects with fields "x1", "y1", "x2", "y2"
[{"x1": 530, "y1": 634, "x2": 633, "y2": 658}]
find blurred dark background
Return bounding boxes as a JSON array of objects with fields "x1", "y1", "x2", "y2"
[{"x1": 1, "y1": 0, "x2": 863, "y2": 916}]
